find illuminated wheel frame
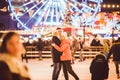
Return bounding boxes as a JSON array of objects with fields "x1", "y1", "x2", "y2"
[{"x1": 8, "y1": 0, "x2": 103, "y2": 30}]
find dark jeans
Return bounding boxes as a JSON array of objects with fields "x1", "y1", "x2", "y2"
[
  {"x1": 62, "y1": 60, "x2": 79, "y2": 80},
  {"x1": 114, "y1": 61, "x2": 120, "y2": 74},
  {"x1": 52, "y1": 62, "x2": 61, "y2": 80}
]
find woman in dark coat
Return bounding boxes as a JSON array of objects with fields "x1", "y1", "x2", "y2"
[
  {"x1": 90, "y1": 54, "x2": 109, "y2": 80},
  {"x1": 0, "y1": 32, "x2": 31, "y2": 80}
]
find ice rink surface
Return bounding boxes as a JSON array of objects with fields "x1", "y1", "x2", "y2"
[{"x1": 24, "y1": 59, "x2": 118, "y2": 80}]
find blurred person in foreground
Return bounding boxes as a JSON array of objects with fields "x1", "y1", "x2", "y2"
[
  {"x1": 107, "y1": 37, "x2": 120, "y2": 79},
  {"x1": 51, "y1": 28, "x2": 63, "y2": 80},
  {"x1": 0, "y1": 32, "x2": 31, "y2": 80},
  {"x1": 52, "y1": 32, "x2": 79, "y2": 80},
  {"x1": 90, "y1": 54, "x2": 109, "y2": 80}
]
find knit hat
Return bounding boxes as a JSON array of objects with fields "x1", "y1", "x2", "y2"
[{"x1": 0, "y1": 0, "x2": 9, "y2": 9}]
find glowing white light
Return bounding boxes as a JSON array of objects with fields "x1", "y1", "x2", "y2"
[
  {"x1": 107, "y1": 4, "x2": 110, "y2": 8},
  {"x1": 89, "y1": 4, "x2": 92, "y2": 7},
  {"x1": 103, "y1": 4, "x2": 106, "y2": 8},
  {"x1": 112, "y1": 5, "x2": 115, "y2": 8},
  {"x1": 117, "y1": 5, "x2": 120, "y2": 8}
]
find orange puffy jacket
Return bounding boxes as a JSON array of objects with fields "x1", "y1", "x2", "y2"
[{"x1": 54, "y1": 40, "x2": 72, "y2": 61}]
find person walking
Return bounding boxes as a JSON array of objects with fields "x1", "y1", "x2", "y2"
[
  {"x1": 78, "y1": 37, "x2": 85, "y2": 62},
  {"x1": 52, "y1": 32, "x2": 79, "y2": 80},
  {"x1": 107, "y1": 38, "x2": 120, "y2": 79},
  {"x1": 71, "y1": 37, "x2": 80, "y2": 64},
  {"x1": 37, "y1": 38, "x2": 44, "y2": 60},
  {"x1": 103, "y1": 39, "x2": 110, "y2": 58},
  {"x1": 0, "y1": 32, "x2": 31, "y2": 80},
  {"x1": 51, "y1": 28, "x2": 63, "y2": 80}
]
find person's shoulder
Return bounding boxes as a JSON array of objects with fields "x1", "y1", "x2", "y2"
[
  {"x1": 52, "y1": 36, "x2": 60, "y2": 41},
  {"x1": 52, "y1": 36, "x2": 58, "y2": 39}
]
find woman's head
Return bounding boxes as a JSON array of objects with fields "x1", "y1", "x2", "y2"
[
  {"x1": 53, "y1": 31, "x2": 58, "y2": 37},
  {"x1": 103, "y1": 39, "x2": 107, "y2": 43},
  {"x1": 0, "y1": 32, "x2": 22, "y2": 56},
  {"x1": 59, "y1": 32, "x2": 68, "y2": 41}
]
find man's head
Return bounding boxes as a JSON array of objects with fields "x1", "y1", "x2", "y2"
[{"x1": 56, "y1": 27, "x2": 62, "y2": 35}]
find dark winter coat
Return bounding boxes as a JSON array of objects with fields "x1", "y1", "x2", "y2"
[
  {"x1": 0, "y1": 11, "x2": 14, "y2": 30},
  {"x1": 107, "y1": 43, "x2": 120, "y2": 61},
  {"x1": 51, "y1": 36, "x2": 62, "y2": 63},
  {"x1": 90, "y1": 54, "x2": 109, "y2": 80},
  {"x1": 37, "y1": 39, "x2": 44, "y2": 51},
  {"x1": 91, "y1": 39, "x2": 101, "y2": 46}
]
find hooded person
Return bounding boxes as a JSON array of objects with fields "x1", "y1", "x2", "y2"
[
  {"x1": 90, "y1": 54, "x2": 109, "y2": 80},
  {"x1": 0, "y1": 0, "x2": 15, "y2": 30}
]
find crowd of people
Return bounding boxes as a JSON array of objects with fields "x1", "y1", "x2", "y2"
[
  {"x1": 50, "y1": 27, "x2": 120, "y2": 80},
  {"x1": 0, "y1": 29, "x2": 120, "y2": 80}
]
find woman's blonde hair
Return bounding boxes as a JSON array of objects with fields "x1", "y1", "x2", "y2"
[
  {"x1": 59, "y1": 32, "x2": 67, "y2": 41},
  {"x1": 53, "y1": 31, "x2": 58, "y2": 37}
]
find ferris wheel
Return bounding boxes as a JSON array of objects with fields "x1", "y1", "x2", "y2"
[{"x1": 8, "y1": 0, "x2": 103, "y2": 30}]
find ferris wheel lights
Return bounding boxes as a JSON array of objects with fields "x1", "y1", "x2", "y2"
[{"x1": 8, "y1": 0, "x2": 102, "y2": 29}]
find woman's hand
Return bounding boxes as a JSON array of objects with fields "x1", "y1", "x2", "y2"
[{"x1": 51, "y1": 43, "x2": 55, "y2": 46}]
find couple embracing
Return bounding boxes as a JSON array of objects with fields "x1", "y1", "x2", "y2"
[{"x1": 51, "y1": 28, "x2": 79, "y2": 80}]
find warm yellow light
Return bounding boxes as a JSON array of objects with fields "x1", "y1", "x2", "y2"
[
  {"x1": 103, "y1": 4, "x2": 106, "y2": 8},
  {"x1": 89, "y1": 4, "x2": 92, "y2": 7},
  {"x1": 25, "y1": 0, "x2": 27, "y2": 2},
  {"x1": 107, "y1": 4, "x2": 110, "y2": 8},
  {"x1": 112, "y1": 5, "x2": 115, "y2": 8},
  {"x1": 93, "y1": 4, "x2": 96, "y2": 7},
  {"x1": 36, "y1": 0, "x2": 39, "y2": 3},
  {"x1": 117, "y1": 5, "x2": 120, "y2": 8}
]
